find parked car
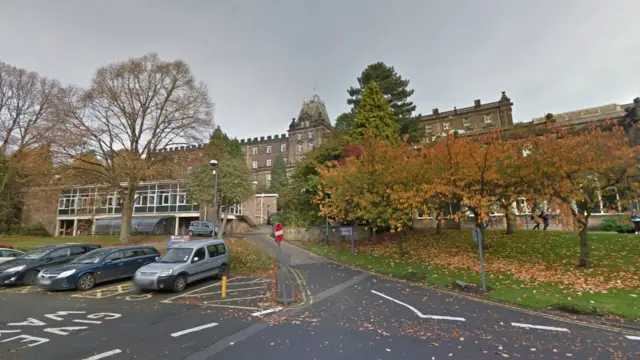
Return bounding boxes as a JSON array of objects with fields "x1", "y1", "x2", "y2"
[
  {"x1": 133, "y1": 239, "x2": 228, "y2": 293},
  {"x1": 187, "y1": 221, "x2": 219, "y2": 237},
  {"x1": 0, "y1": 244, "x2": 101, "y2": 286},
  {"x1": 0, "y1": 249, "x2": 24, "y2": 263},
  {"x1": 37, "y1": 246, "x2": 160, "y2": 291}
]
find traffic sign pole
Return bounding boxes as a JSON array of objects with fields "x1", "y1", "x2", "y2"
[{"x1": 473, "y1": 227, "x2": 487, "y2": 292}]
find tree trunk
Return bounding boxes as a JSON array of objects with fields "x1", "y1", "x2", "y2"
[
  {"x1": 119, "y1": 184, "x2": 137, "y2": 244},
  {"x1": 369, "y1": 227, "x2": 376, "y2": 244},
  {"x1": 435, "y1": 211, "x2": 443, "y2": 234},
  {"x1": 578, "y1": 217, "x2": 590, "y2": 267},
  {"x1": 221, "y1": 211, "x2": 229, "y2": 237},
  {"x1": 396, "y1": 232, "x2": 404, "y2": 258},
  {"x1": 505, "y1": 205, "x2": 515, "y2": 235}
]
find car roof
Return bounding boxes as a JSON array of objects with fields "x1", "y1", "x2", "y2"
[
  {"x1": 106, "y1": 245, "x2": 156, "y2": 251},
  {"x1": 37, "y1": 243, "x2": 101, "y2": 249},
  {"x1": 170, "y1": 239, "x2": 225, "y2": 249}
]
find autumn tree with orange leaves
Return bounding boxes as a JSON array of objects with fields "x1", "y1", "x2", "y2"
[{"x1": 523, "y1": 124, "x2": 638, "y2": 267}]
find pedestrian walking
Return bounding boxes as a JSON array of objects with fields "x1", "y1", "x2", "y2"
[
  {"x1": 542, "y1": 213, "x2": 550, "y2": 230},
  {"x1": 631, "y1": 212, "x2": 640, "y2": 234},
  {"x1": 531, "y1": 213, "x2": 541, "y2": 230}
]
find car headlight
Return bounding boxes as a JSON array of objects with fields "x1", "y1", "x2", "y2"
[
  {"x1": 57, "y1": 269, "x2": 76, "y2": 278},
  {"x1": 158, "y1": 269, "x2": 173, "y2": 277},
  {"x1": 3, "y1": 265, "x2": 25, "y2": 273}
]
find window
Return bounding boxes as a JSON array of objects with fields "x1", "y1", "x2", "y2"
[
  {"x1": 252, "y1": 147, "x2": 258, "y2": 155},
  {"x1": 252, "y1": 161, "x2": 258, "y2": 169},
  {"x1": 192, "y1": 247, "x2": 206, "y2": 261},
  {"x1": 266, "y1": 173, "x2": 271, "y2": 181},
  {"x1": 308, "y1": 131, "x2": 313, "y2": 139},
  {"x1": 297, "y1": 144, "x2": 303, "y2": 153},
  {"x1": 309, "y1": 140, "x2": 315, "y2": 150},
  {"x1": 251, "y1": 173, "x2": 257, "y2": 181},
  {"x1": 297, "y1": 133, "x2": 302, "y2": 141},
  {"x1": 462, "y1": 118, "x2": 470, "y2": 127},
  {"x1": 425, "y1": 124, "x2": 432, "y2": 133},
  {"x1": 266, "y1": 145, "x2": 272, "y2": 154},
  {"x1": 216, "y1": 244, "x2": 226, "y2": 255},
  {"x1": 122, "y1": 250, "x2": 137, "y2": 259},
  {"x1": 148, "y1": 194, "x2": 155, "y2": 206},
  {"x1": 283, "y1": 158, "x2": 287, "y2": 163},
  {"x1": 142, "y1": 248, "x2": 158, "y2": 256},
  {"x1": 106, "y1": 251, "x2": 123, "y2": 262},
  {"x1": 59, "y1": 198, "x2": 76, "y2": 209},
  {"x1": 161, "y1": 194, "x2": 171, "y2": 205},
  {"x1": 69, "y1": 246, "x2": 86, "y2": 256},
  {"x1": 48, "y1": 248, "x2": 70, "y2": 259},
  {"x1": 177, "y1": 193, "x2": 187, "y2": 205},
  {"x1": 484, "y1": 114, "x2": 493, "y2": 123},
  {"x1": 443, "y1": 122, "x2": 451, "y2": 131},
  {"x1": 281, "y1": 144, "x2": 286, "y2": 152},
  {"x1": 207, "y1": 245, "x2": 219, "y2": 258},
  {"x1": 266, "y1": 159, "x2": 272, "y2": 167}
]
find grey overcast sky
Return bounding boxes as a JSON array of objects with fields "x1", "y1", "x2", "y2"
[{"x1": 0, "y1": 0, "x2": 638, "y2": 139}]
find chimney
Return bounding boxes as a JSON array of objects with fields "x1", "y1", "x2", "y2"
[
  {"x1": 432, "y1": 108, "x2": 439, "y2": 115},
  {"x1": 474, "y1": 99, "x2": 481, "y2": 108},
  {"x1": 453, "y1": 107, "x2": 457, "y2": 114}
]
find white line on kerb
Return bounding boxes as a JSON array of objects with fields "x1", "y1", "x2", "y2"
[
  {"x1": 511, "y1": 322, "x2": 571, "y2": 333},
  {"x1": 626, "y1": 335, "x2": 640, "y2": 340},
  {"x1": 252, "y1": 307, "x2": 283, "y2": 316},
  {"x1": 171, "y1": 323, "x2": 219, "y2": 337},
  {"x1": 81, "y1": 349, "x2": 122, "y2": 360},
  {"x1": 371, "y1": 290, "x2": 466, "y2": 322}
]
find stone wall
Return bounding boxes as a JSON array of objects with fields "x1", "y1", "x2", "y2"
[
  {"x1": 414, "y1": 214, "x2": 615, "y2": 231},
  {"x1": 284, "y1": 225, "x2": 370, "y2": 241}
]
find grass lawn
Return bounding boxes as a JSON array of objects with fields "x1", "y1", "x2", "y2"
[
  {"x1": 293, "y1": 229, "x2": 640, "y2": 319},
  {"x1": 1, "y1": 235, "x2": 274, "y2": 276}
]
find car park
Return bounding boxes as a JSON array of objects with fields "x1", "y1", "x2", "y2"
[
  {"x1": 133, "y1": 239, "x2": 228, "y2": 293},
  {"x1": 187, "y1": 220, "x2": 219, "y2": 237},
  {"x1": 0, "y1": 243, "x2": 101, "y2": 286},
  {"x1": 0, "y1": 248, "x2": 24, "y2": 263},
  {"x1": 37, "y1": 246, "x2": 160, "y2": 291}
]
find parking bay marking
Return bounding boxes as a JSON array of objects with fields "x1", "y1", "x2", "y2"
[
  {"x1": 171, "y1": 322, "x2": 218, "y2": 337},
  {"x1": 625, "y1": 335, "x2": 640, "y2": 341},
  {"x1": 371, "y1": 290, "x2": 466, "y2": 322},
  {"x1": 72, "y1": 283, "x2": 135, "y2": 299},
  {"x1": 82, "y1": 349, "x2": 122, "y2": 360},
  {"x1": 511, "y1": 322, "x2": 571, "y2": 333},
  {"x1": 161, "y1": 276, "x2": 269, "y2": 304}
]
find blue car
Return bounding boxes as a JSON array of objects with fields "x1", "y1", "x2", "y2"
[{"x1": 36, "y1": 246, "x2": 160, "y2": 291}]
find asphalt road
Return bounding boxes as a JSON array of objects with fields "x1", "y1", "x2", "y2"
[{"x1": 1, "y1": 236, "x2": 639, "y2": 360}]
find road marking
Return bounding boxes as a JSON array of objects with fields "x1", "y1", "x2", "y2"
[
  {"x1": 251, "y1": 307, "x2": 283, "y2": 316},
  {"x1": 203, "y1": 295, "x2": 267, "y2": 303},
  {"x1": 170, "y1": 323, "x2": 218, "y2": 337},
  {"x1": 82, "y1": 349, "x2": 122, "y2": 360},
  {"x1": 511, "y1": 322, "x2": 571, "y2": 333},
  {"x1": 184, "y1": 286, "x2": 266, "y2": 297},
  {"x1": 71, "y1": 283, "x2": 134, "y2": 299},
  {"x1": 73, "y1": 319, "x2": 102, "y2": 324},
  {"x1": 626, "y1": 335, "x2": 640, "y2": 340},
  {"x1": 371, "y1": 290, "x2": 466, "y2": 322},
  {"x1": 203, "y1": 304, "x2": 261, "y2": 310},
  {"x1": 160, "y1": 281, "x2": 222, "y2": 303}
]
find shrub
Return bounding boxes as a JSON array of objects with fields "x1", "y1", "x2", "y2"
[
  {"x1": 0, "y1": 223, "x2": 51, "y2": 237},
  {"x1": 600, "y1": 215, "x2": 634, "y2": 233}
]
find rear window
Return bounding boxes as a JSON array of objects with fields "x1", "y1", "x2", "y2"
[{"x1": 142, "y1": 248, "x2": 158, "y2": 256}]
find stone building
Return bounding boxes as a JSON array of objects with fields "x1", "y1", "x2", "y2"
[{"x1": 239, "y1": 94, "x2": 334, "y2": 187}]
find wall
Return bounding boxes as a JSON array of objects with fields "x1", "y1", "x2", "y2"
[
  {"x1": 20, "y1": 187, "x2": 62, "y2": 235},
  {"x1": 414, "y1": 214, "x2": 615, "y2": 231},
  {"x1": 284, "y1": 225, "x2": 370, "y2": 241}
]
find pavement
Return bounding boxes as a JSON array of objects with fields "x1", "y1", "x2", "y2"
[{"x1": 1, "y1": 233, "x2": 639, "y2": 360}]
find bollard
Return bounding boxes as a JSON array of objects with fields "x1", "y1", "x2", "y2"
[{"x1": 221, "y1": 276, "x2": 227, "y2": 298}]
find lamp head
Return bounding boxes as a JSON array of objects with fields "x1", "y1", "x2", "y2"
[{"x1": 209, "y1": 159, "x2": 218, "y2": 167}]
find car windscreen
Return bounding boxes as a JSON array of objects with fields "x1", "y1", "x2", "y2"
[
  {"x1": 72, "y1": 249, "x2": 111, "y2": 264},
  {"x1": 157, "y1": 248, "x2": 193, "y2": 263},
  {"x1": 20, "y1": 248, "x2": 52, "y2": 260}
]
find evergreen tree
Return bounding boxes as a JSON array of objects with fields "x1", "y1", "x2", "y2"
[
  {"x1": 348, "y1": 81, "x2": 401, "y2": 145},
  {"x1": 334, "y1": 112, "x2": 355, "y2": 133},
  {"x1": 268, "y1": 153, "x2": 288, "y2": 196},
  {"x1": 206, "y1": 126, "x2": 243, "y2": 161},
  {"x1": 346, "y1": 62, "x2": 423, "y2": 143}
]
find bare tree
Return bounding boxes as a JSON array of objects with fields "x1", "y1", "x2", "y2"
[
  {"x1": 0, "y1": 61, "x2": 61, "y2": 155},
  {"x1": 56, "y1": 53, "x2": 214, "y2": 243}
]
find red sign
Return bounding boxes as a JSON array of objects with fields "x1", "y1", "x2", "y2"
[{"x1": 274, "y1": 223, "x2": 284, "y2": 243}]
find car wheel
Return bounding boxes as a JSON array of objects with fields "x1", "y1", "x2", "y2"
[
  {"x1": 77, "y1": 273, "x2": 96, "y2": 291},
  {"x1": 218, "y1": 264, "x2": 229, "y2": 279},
  {"x1": 172, "y1": 275, "x2": 187, "y2": 293},
  {"x1": 188, "y1": 230, "x2": 194, "y2": 236},
  {"x1": 22, "y1": 270, "x2": 39, "y2": 285}
]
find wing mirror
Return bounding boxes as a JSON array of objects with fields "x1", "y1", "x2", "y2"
[
  {"x1": 154, "y1": 256, "x2": 159, "y2": 262},
  {"x1": 192, "y1": 257, "x2": 200, "y2": 263}
]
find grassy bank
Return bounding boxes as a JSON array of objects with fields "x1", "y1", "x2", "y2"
[
  {"x1": 293, "y1": 229, "x2": 640, "y2": 319},
  {"x1": 1, "y1": 235, "x2": 273, "y2": 276}
]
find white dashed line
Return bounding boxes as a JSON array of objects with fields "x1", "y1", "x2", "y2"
[
  {"x1": 171, "y1": 322, "x2": 219, "y2": 337},
  {"x1": 252, "y1": 307, "x2": 283, "y2": 316},
  {"x1": 81, "y1": 349, "x2": 122, "y2": 360},
  {"x1": 511, "y1": 322, "x2": 571, "y2": 333},
  {"x1": 625, "y1": 335, "x2": 640, "y2": 341},
  {"x1": 371, "y1": 290, "x2": 466, "y2": 322}
]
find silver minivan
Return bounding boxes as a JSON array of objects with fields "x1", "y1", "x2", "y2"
[{"x1": 132, "y1": 239, "x2": 229, "y2": 293}]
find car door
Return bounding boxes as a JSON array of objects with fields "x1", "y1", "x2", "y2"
[
  {"x1": 187, "y1": 246, "x2": 208, "y2": 282},
  {"x1": 206, "y1": 245, "x2": 222, "y2": 275},
  {"x1": 101, "y1": 250, "x2": 126, "y2": 281},
  {"x1": 68, "y1": 246, "x2": 87, "y2": 261}
]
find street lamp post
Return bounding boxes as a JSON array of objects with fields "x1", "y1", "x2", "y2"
[{"x1": 210, "y1": 160, "x2": 219, "y2": 235}]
